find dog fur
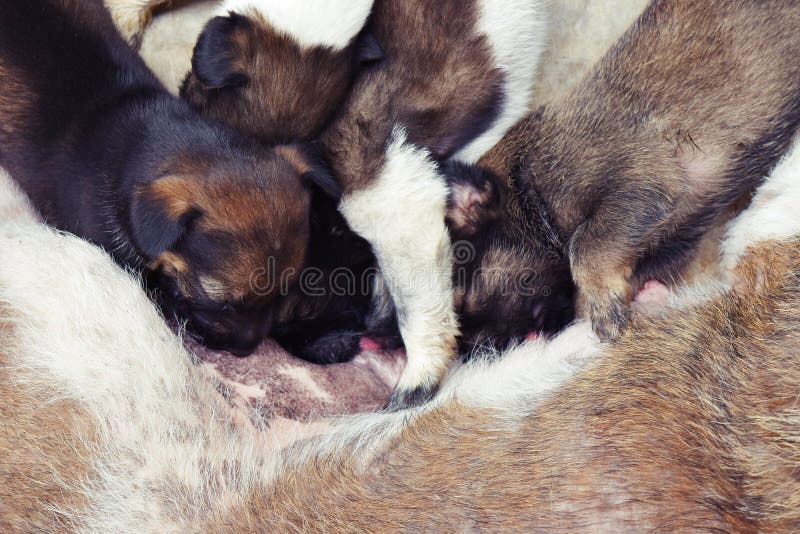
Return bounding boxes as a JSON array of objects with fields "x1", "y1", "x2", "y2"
[
  {"x1": 170, "y1": 0, "x2": 549, "y2": 400},
  {"x1": 446, "y1": 0, "x2": 800, "y2": 345},
  {"x1": 3, "y1": 130, "x2": 800, "y2": 530},
  {"x1": 0, "y1": 0, "x2": 337, "y2": 356},
  {"x1": 180, "y1": 0, "x2": 380, "y2": 143},
  {"x1": 318, "y1": 0, "x2": 549, "y2": 405}
]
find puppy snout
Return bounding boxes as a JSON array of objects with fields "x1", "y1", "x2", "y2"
[
  {"x1": 228, "y1": 323, "x2": 268, "y2": 357},
  {"x1": 187, "y1": 308, "x2": 273, "y2": 357}
]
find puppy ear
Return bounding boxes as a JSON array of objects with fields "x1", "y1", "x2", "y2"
[
  {"x1": 191, "y1": 15, "x2": 249, "y2": 90},
  {"x1": 276, "y1": 145, "x2": 342, "y2": 200},
  {"x1": 130, "y1": 177, "x2": 201, "y2": 258},
  {"x1": 356, "y1": 30, "x2": 385, "y2": 65},
  {"x1": 444, "y1": 161, "x2": 500, "y2": 237}
]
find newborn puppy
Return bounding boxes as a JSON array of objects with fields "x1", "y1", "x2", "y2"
[
  {"x1": 104, "y1": 0, "x2": 380, "y2": 142},
  {"x1": 320, "y1": 0, "x2": 548, "y2": 406},
  {"x1": 179, "y1": 0, "x2": 384, "y2": 364},
  {"x1": 0, "y1": 0, "x2": 334, "y2": 356},
  {"x1": 181, "y1": 0, "x2": 381, "y2": 143},
  {"x1": 445, "y1": 0, "x2": 800, "y2": 343}
]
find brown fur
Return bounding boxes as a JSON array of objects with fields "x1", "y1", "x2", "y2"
[
  {"x1": 0, "y1": 0, "x2": 325, "y2": 356},
  {"x1": 449, "y1": 0, "x2": 800, "y2": 342},
  {"x1": 321, "y1": 0, "x2": 503, "y2": 192},
  {"x1": 139, "y1": 151, "x2": 310, "y2": 304},
  {"x1": 0, "y1": 321, "x2": 97, "y2": 531},
  {"x1": 181, "y1": 10, "x2": 365, "y2": 144},
  {"x1": 208, "y1": 239, "x2": 800, "y2": 532}
]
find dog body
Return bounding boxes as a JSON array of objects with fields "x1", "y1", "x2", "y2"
[
  {"x1": 447, "y1": 0, "x2": 800, "y2": 344},
  {"x1": 324, "y1": 0, "x2": 548, "y2": 405},
  {"x1": 0, "y1": 0, "x2": 331, "y2": 356},
  {"x1": 3, "y1": 133, "x2": 800, "y2": 531}
]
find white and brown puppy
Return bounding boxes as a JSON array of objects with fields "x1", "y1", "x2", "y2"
[
  {"x1": 179, "y1": 0, "x2": 549, "y2": 406},
  {"x1": 326, "y1": 0, "x2": 548, "y2": 407},
  {"x1": 3, "y1": 134, "x2": 800, "y2": 531},
  {"x1": 445, "y1": 0, "x2": 800, "y2": 345}
]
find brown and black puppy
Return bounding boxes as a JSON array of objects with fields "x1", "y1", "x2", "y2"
[
  {"x1": 104, "y1": 0, "x2": 380, "y2": 142},
  {"x1": 446, "y1": 0, "x2": 800, "y2": 344},
  {"x1": 0, "y1": 0, "x2": 336, "y2": 356},
  {"x1": 181, "y1": 0, "x2": 382, "y2": 144},
  {"x1": 176, "y1": 0, "x2": 386, "y2": 364}
]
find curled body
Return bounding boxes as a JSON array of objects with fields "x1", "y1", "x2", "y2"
[
  {"x1": 0, "y1": 0, "x2": 332, "y2": 356},
  {"x1": 446, "y1": 0, "x2": 800, "y2": 344}
]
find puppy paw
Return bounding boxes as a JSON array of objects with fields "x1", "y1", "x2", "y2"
[
  {"x1": 385, "y1": 336, "x2": 456, "y2": 410},
  {"x1": 585, "y1": 291, "x2": 630, "y2": 341}
]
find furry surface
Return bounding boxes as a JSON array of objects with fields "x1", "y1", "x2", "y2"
[
  {"x1": 2, "y1": 132, "x2": 800, "y2": 529},
  {"x1": 0, "y1": 0, "x2": 679, "y2": 428}
]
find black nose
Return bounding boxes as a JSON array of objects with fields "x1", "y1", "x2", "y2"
[{"x1": 225, "y1": 323, "x2": 267, "y2": 357}]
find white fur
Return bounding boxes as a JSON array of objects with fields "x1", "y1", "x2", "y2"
[
  {"x1": 218, "y1": 0, "x2": 374, "y2": 51},
  {"x1": 339, "y1": 126, "x2": 459, "y2": 395},
  {"x1": 721, "y1": 135, "x2": 800, "y2": 273},
  {"x1": 0, "y1": 168, "x2": 38, "y2": 223},
  {"x1": 454, "y1": 0, "x2": 549, "y2": 163},
  {"x1": 439, "y1": 323, "x2": 600, "y2": 411},
  {"x1": 0, "y1": 221, "x2": 279, "y2": 531}
]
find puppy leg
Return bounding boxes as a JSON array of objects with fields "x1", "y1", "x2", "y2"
[
  {"x1": 569, "y1": 192, "x2": 670, "y2": 339},
  {"x1": 339, "y1": 127, "x2": 459, "y2": 409},
  {"x1": 104, "y1": 0, "x2": 168, "y2": 48}
]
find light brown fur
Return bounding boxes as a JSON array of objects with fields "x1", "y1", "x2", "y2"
[
  {"x1": 449, "y1": 0, "x2": 800, "y2": 343},
  {"x1": 0, "y1": 321, "x2": 96, "y2": 531},
  {"x1": 208, "y1": 240, "x2": 800, "y2": 532}
]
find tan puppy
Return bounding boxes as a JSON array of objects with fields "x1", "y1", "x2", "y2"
[{"x1": 445, "y1": 0, "x2": 800, "y2": 345}]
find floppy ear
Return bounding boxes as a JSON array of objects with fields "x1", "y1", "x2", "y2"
[
  {"x1": 130, "y1": 177, "x2": 200, "y2": 258},
  {"x1": 443, "y1": 161, "x2": 500, "y2": 237},
  {"x1": 191, "y1": 15, "x2": 250, "y2": 90},
  {"x1": 355, "y1": 30, "x2": 385, "y2": 65},
  {"x1": 276, "y1": 144, "x2": 342, "y2": 200}
]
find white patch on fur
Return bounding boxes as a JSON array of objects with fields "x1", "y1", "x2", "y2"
[
  {"x1": 339, "y1": 126, "x2": 459, "y2": 394},
  {"x1": 454, "y1": 0, "x2": 549, "y2": 163},
  {"x1": 0, "y1": 168, "x2": 38, "y2": 223},
  {"x1": 438, "y1": 322, "x2": 600, "y2": 411},
  {"x1": 0, "y1": 221, "x2": 276, "y2": 532},
  {"x1": 277, "y1": 365, "x2": 333, "y2": 402},
  {"x1": 721, "y1": 136, "x2": 800, "y2": 272},
  {"x1": 218, "y1": 0, "x2": 373, "y2": 51}
]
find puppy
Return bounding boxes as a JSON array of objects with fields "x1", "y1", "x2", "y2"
[
  {"x1": 0, "y1": 0, "x2": 335, "y2": 356},
  {"x1": 445, "y1": 0, "x2": 800, "y2": 344},
  {"x1": 181, "y1": 0, "x2": 549, "y2": 405},
  {"x1": 105, "y1": 0, "x2": 380, "y2": 142},
  {"x1": 172, "y1": 0, "x2": 383, "y2": 364},
  {"x1": 325, "y1": 0, "x2": 548, "y2": 406}
]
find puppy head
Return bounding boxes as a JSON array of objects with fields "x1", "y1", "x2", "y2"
[
  {"x1": 180, "y1": 10, "x2": 383, "y2": 143},
  {"x1": 444, "y1": 162, "x2": 576, "y2": 350},
  {"x1": 131, "y1": 145, "x2": 337, "y2": 356}
]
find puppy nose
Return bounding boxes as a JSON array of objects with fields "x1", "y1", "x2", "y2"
[{"x1": 228, "y1": 325, "x2": 265, "y2": 357}]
